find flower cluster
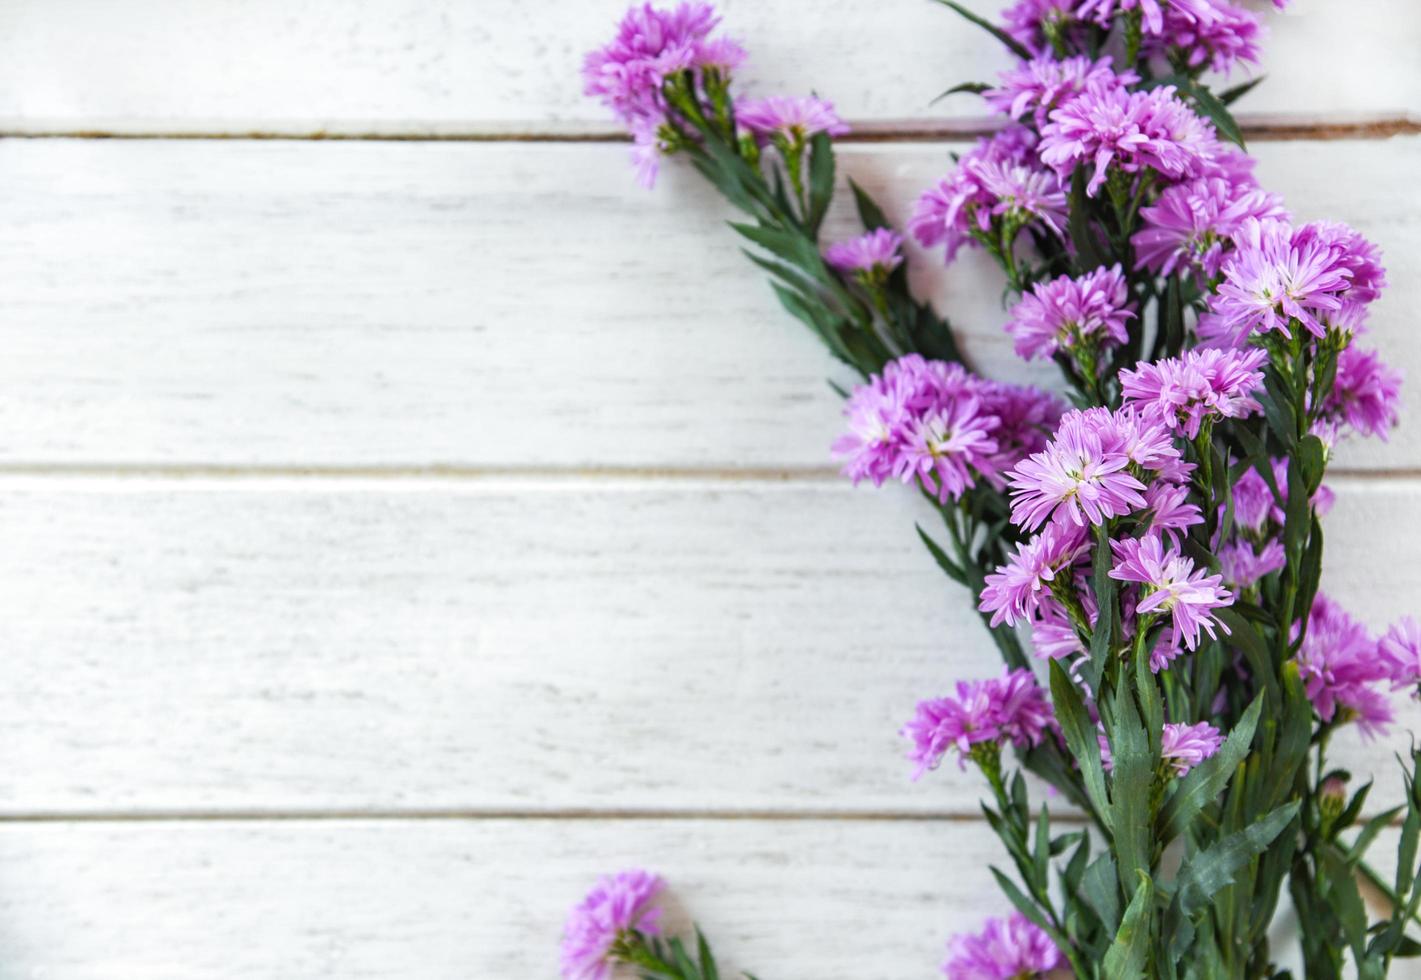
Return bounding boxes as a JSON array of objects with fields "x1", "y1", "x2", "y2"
[
  {"x1": 1004, "y1": 264, "x2": 1135, "y2": 362},
  {"x1": 943, "y1": 912, "x2": 1062, "y2": 979},
  {"x1": 833, "y1": 355, "x2": 1062, "y2": 503},
  {"x1": 902, "y1": 669, "x2": 1056, "y2": 777},
  {"x1": 1119, "y1": 346, "x2": 1267, "y2": 438},
  {"x1": 1295, "y1": 595, "x2": 1397, "y2": 738}
]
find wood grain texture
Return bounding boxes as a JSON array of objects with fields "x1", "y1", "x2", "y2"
[
  {"x1": 2, "y1": 475, "x2": 1415, "y2": 816},
  {"x1": 0, "y1": 136, "x2": 1417, "y2": 471},
  {"x1": 0, "y1": 0, "x2": 1417, "y2": 135},
  {"x1": 0, "y1": 817, "x2": 1019, "y2": 978}
]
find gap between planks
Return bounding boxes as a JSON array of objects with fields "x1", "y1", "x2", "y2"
[{"x1": 1, "y1": 113, "x2": 1417, "y2": 144}]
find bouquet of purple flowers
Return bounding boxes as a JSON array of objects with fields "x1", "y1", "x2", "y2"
[{"x1": 565, "y1": 2, "x2": 1417, "y2": 977}]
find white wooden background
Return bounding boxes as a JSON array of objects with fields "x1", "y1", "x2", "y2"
[{"x1": 0, "y1": 1, "x2": 1418, "y2": 976}]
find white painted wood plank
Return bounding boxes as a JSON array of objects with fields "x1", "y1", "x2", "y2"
[
  {"x1": 0, "y1": 137, "x2": 1416, "y2": 470},
  {"x1": 3, "y1": 817, "x2": 1416, "y2": 978},
  {"x1": 1, "y1": 476, "x2": 1415, "y2": 815},
  {"x1": 0, "y1": 817, "x2": 1015, "y2": 979},
  {"x1": 0, "y1": 0, "x2": 1416, "y2": 134}
]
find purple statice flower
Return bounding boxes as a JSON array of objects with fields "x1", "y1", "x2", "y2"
[
  {"x1": 910, "y1": 127, "x2": 1064, "y2": 262},
  {"x1": 1002, "y1": 0, "x2": 1083, "y2": 55},
  {"x1": 1133, "y1": 177, "x2": 1288, "y2": 279},
  {"x1": 1218, "y1": 537, "x2": 1285, "y2": 588},
  {"x1": 1007, "y1": 408, "x2": 1154, "y2": 531},
  {"x1": 901, "y1": 670, "x2": 1054, "y2": 777},
  {"x1": 823, "y1": 228, "x2": 904, "y2": 277},
  {"x1": 979, "y1": 522, "x2": 1090, "y2": 627},
  {"x1": 583, "y1": 3, "x2": 744, "y2": 187},
  {"x1": 1039, "y1": 83, "x2": 1217, "y2": 196},
  {"x1": 1109, "y1": 534, "x2": 1233, "y2": 651},
  {"x1": 1160, "y1": 721, "x2": 1224, "y2": 776},
  {"x1": 1296, "y1": 594, "x2": 1393, "y2": 737},
  {"x1": 1075, "y1": 0, "x2": 1223, "y2": 34},
  {"x1": 1119, "y1": 346, "x2": 1267, "y2": 439},
  {"x1": 1209, "y1": 218, "x2": 1356, "y2": 340},
  {"x1": 1327, "y1": 345, "x2": 1402, "y2": 441},
  {"x1": 1380, "y1": 617, "x2": 1421, "y2": 692},
  {"x1": 561, "y1": 870, "x2": 666, "y2": 980},
  {"x1": 1004, "y1": 264, "x2": 1135, "y2": 361},
  {"x1": 736, "y1": 95, "x2": 850, "y2": 141},
  {"x1": 977, "y1": 381, "x2": 1066, "y2": 475},
  {"x1": 1147, "y1": 2, "x2": 1264, "y2": 74},
  {"x1": 943, "y1": 912, "x2": 1063, "y2": 980},
  {"x1": 985, "y1": 56, "x2": 1138, "y2": 129}
]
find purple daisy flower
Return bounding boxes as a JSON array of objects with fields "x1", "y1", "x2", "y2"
[
  {"x1": 1218, "y1": 537, "x2": 1286, "y2": 589},
  {"x1": 943, "y1": 912, "x2": 1063, "y2": 980},
  {"x1": 561, "y1": 870, "x2": 666, "y2": 980},
  {"x1": 977, "y1": 381, "x2": 1066, "y2": 476},
  {"x1": 1146, "y1": 2, "x2": 1264, "y2": 73},
  {"x1": 823, "y1": 228, "x2": 904, "y2": 276},
  {"x1": 1327, "y1": 345, "x2": 1402, "y2": 441},
  {"x1": 979, "y1": 522, "x2": 1090, "y2": 627},
  {"x1": 1007, "y1": 408, "x2": 1151, "y2": 531},
  {"x1": 1160, "y1": 721, "x2": 1224, "y2": 776},
  {"x1": 897, "y1": 398, "x2": 1002, "y2": 503},
  {"x1": 1004, "y1": 264, "x2": 1135, "y2": 361},
  {"x1": 1143, "y1": 480, "x2": 1204, "y2": 546},
  {"x1": 1209, "y1": 218, "x2": 1354, "y2": 340},
  {"x1": 1002, "y1": 0, "x2": 1084, "y2": 55},
  {"x1": 1229, "y1": 466, "x2": 1273, "y2": 533},
  {"x1": 985, "y1": 55, "x2": 1138, "y2": 128},
  {"x1": 1109, "y1": 534, "x2": 1234, "y2": 650},
  {"x1": 1119, "y1": 347, "x2": 1267, "y2": 439},
  {"x1": 902, "y1": 670, "x2": 1054, "y2": 777},
  {"x1": 1031, "y1": 595, "x2": 1091, "y2": 663},
  {"x1": 1133, "y1": 176, "x2": 1288, "y2": 279},
  {"x1": 1296, "y1": 594, "x2": 1393, "y2": 737},
  {"x1": 1380, "y1": 617, "x2": 1421, "y2": 692},
  {"x1": 736, "y1": 95, "x2": 850, "y2": 141},
  {"x1": 1075, "y1": 0, "x2": 1223, "y2": 35},
  {"x1": 1294, "y1": 221, "x2": 1388, "y2": 307},
  {"x1": 1039, "y1": 83, "x2": 1217, "y2": 196}
]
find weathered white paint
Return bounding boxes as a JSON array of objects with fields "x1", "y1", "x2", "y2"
[
  {"x1": 0, "y1": 136, "x2": 1416, "y2": 471},
  {"x1": 0, "y1": 0, "x2": 1416, "y2": 134},
  {"x1": 1, "y1": 476, "x2": 1414, "y2": 817}
]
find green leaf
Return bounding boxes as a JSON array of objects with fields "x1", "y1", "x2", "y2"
[
  {"x1": 1157, "y1": 695, "x2": 1262, "y2": 844},
  {"x1": 806, "y1": 131, "x2": 835, "y2": 234},
  {"x1": 1321, "y1": 846, "x2": 1370, "y2": 971},
  {"x1": 695, "y1": 929, "x2": 719, "y2": 980},
  {"x1": 847, "y1": 178, "x2": 889, "y2": 232},
  {"x1": 1171, "y1": 801, "x2": 1299, "y2": 919},
  {"x1": 1347, "y1": 805, "x2": 1403, "y2": 864},
  {"x1": 1109, "y1": 677, "x2": 1155, "y2": 896},
  {"x1": 1218, "y1": 75, "x2": 1265, "y2": 106},
  {"x1": 1086, "y1": 523, "x2": 1116, "y2": 691},
  {"x1": 990, "y1": 866, "x2": 1072, "y2": 954},
  {"x1": 928, "y1": 0, "x2": 1033, "y2": 59},
  {"x1": 1083, "y1": 852, "x2": 1121, "y2": 934},
  {"x1": 1068, "y1": 168, "x2": 1106, "y2": 269},
  {"x1": 929, "y1": 81, "x2": 991, "y2": 105},
  {"x1": 1103, "y1": 873, "x2": 1154, "y2": 980},
  {"x1": 1182, "y1": 80, "x2": 1246, "y2": 149},
  {"x1": 1050, "y1": 660, "x2": 1112, "y2": 829},
  {"x1": 915, "y1": 524, "x2": 969, "y2": 586}
]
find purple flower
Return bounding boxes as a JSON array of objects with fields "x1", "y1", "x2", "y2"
[
  {"x1": 1109, "y1": 535, "x2": 1234, "y2": 650},
  {"x1": 1004, "y1": 264, "x2": 1135, "y2": 361},
  {"x1": 902, "y1": 670, "x2": 1055, "y2": 777},
  {"x1": 1381, "y1": 618, "x2": 1421, "y2": 692},
  {"x1": 1327, "y1": 345, "x2": 1402, "y2": 441},
  {"x1": 985, "y1": 56, "x2": 1138, "y2": 128},
  {"x1": 1295, "y1": 221, "x2": 1388, "y2": 307},
  {"x1": 1143, "y1": 480, "x2": 1204, "y2": 545},
  {"x1": 832, "y1": 356, "x2": 1012, "y2": 503},
  {"x1": 1075, "y1": 0, "x2": 1224, "y2": 35},
  {"x1": 977, "y1": 381, "x2": 1066, "y2": 475},
  {"x1": 1296, "y1": 594, "x2": 1393, "y2": 737},
  {"x1": 1209, "y1": 219, "x2": 1356, "y2": 340},
  {"x1": 1002, "y1": 0, "x2": 1083, "y2": 55},
  {"x1": 1218, "y1": 537, "x2": 1285, "y2": 588},
  {"x1": 1147, "y1": 3, "x2": 1264, "y2": 73},
  {"x1": 1120, "y1": 347, "x2": 1267, "y2": 439},
  {"x1": 736, "y1": 95, "x2": 849, "y2": 140},
  {"x1": 561, "y1": 870, "x2": 666, "y2": 980},
  {"x1": 1133, "y1": 176, "x2": 1288, "y2": 279},
  {"x1": 1039, "y1": 83, "x2": 1217, "y2": 196},
  {"x1": 979, "y1": 522, "x2": 1090, "y2": 627},
  {"x1": 1160, "y1": 721, "x2": 1224, "y2": 776},
  {"x1": 910, "y1": 128, "x2": 1064, "y2": 262},
  {"x1": 943, "y1": 912, "x2": 1063, "y2": 979},
  {"x1": 1007, "y1": 408, "x2": 1155, "y2": 531},
  {"x1": 823, "y1": 228, "x2": 904, "y2": 276},
  {"x1": 1230, "y1": 466, "x2": 1274, "y2": 533}
]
